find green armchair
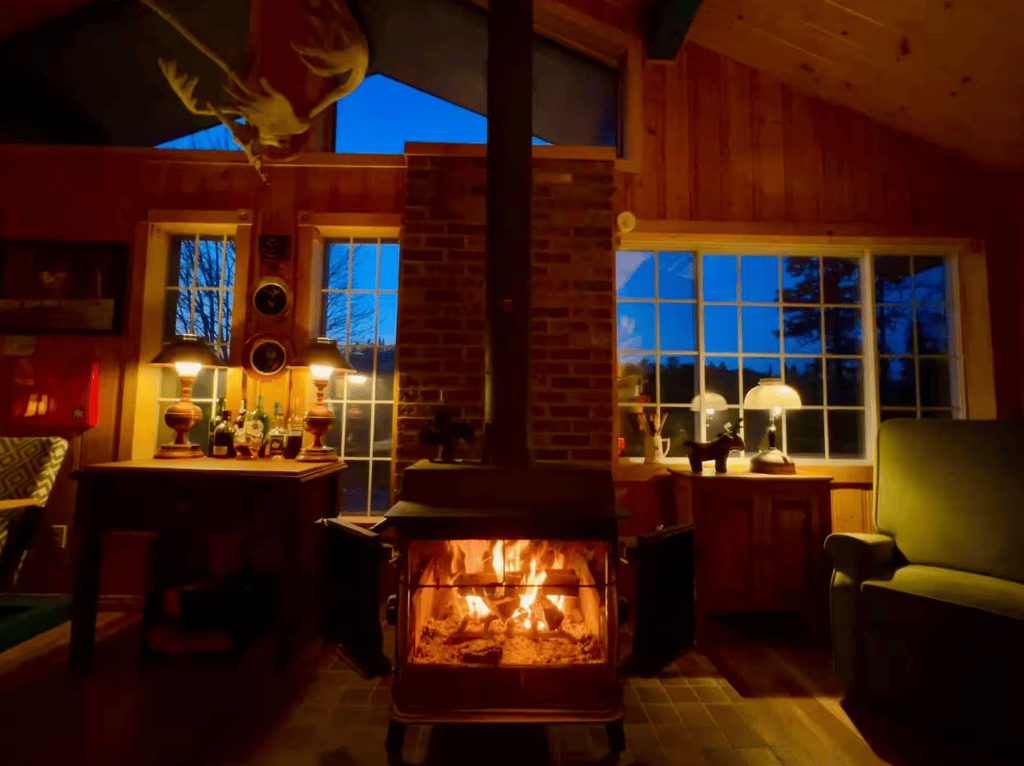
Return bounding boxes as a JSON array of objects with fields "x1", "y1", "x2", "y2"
[{"x1": 825, "y1": 419, "x2": 1024, "y2": 728}]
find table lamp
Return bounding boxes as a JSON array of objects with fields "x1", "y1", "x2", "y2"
[
  {"x1": 742, "y1": 378, "x2": 802, "y2": 474},
  {"x1": 291, "y1": 337, "x2": 354, "y2": 462},
  {"x1": 151, "y1": 334, "x2": 223, "y2": 459},
  {"x1": 689, "y1": 392, "x2": 728, "y2": 434}
]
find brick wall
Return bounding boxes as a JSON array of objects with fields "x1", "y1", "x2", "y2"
[{"x1": 396, "y1": 148, "x2": 616, "y2": 486}]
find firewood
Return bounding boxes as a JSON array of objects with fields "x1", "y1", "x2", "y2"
[{"x1": 460, "y1": 645, "x2": 503, "y2": 665}]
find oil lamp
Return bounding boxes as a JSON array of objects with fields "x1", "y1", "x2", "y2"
[
  {"x1": 292, "y1": 337, "x2": 354, "y2": 462},
  {"x1": 151, "y1": 334, "x2": 223, "y2": 459},
  {"x1": 742, "y1": 378, "x2": 803, "y2": 474}
]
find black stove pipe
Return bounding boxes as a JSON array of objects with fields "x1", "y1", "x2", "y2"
[{"x1": 483, "y1": 0, "x2": 534, "y2": 467}]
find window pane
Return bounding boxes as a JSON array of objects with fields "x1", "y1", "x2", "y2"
[
  {"x1": 224, "y1": 239, "x2": 236, "y2": 287},
  {"x1": 740, "y1": 255, "x2": 778, "y2": 302},
  {"x1": 659, "y1": 303, "x2": 696, "y2": 351},
  {"x1": 346, "y1": 348, "x2": 374, "y2": 399},
  {"x1": 741, "y1": 305, "x2": 780, "y2": 354},
  {"x1": 707, "y1": 408, "x2": 742, "y2": 441},
  {"x1": 782, "y1": 308, "x2": 821, "y2": 354},
  {"x1": 197, "y1": 238, "x2": 222, "y2": 287},
  {"x1": 822, "y1": 258, "x2": 860, "y2": 304},
  {"x1": 920, "y1": 409, "x2": 953, "y2": 419},
  {"x1": 916, "y1": 306, "x2": 948, "y2": 354},
  {"x1": 875, "y1": 256, "x2": 912, "y2": 303},
  {"x1": 164, "y1": 288, "x2": 190, "y2": 338},
  {"x1": 785, "y1": 410, "x2": 824, "y2": 457},
  {"x1": 371, "y1": 461, "x2": 391, "y2": 515},
  {"x1": 785, "y1": 358, "x2": 822, "y2": 406},
  {"x1": 373, "y1": 403, "x2": 392, "y2": 457},
  {"x1": 160, "y1": 368, "x2": 182, "y2": 398},
  {"x1": 826, "y1": 359, "x2": 863, "y2": 406},
  {"x1": 378, "y1": 293, "x2": 397, "y2": 344},
  {"x1": 919, "y1": 358, "x2": 951, "y2": 408},
  {"x1": 658, "y1": 251, "x2": 695, "y2": 299},
  {"x1": 323, "y1": 293, "x2": 348, "y2": 342},
  {"x1": 376, "y1": 347, "x2": 395, "y2": 400},
  {"x1": 913, "y1": 256, "x2": 946, "y2": 304},
  {"x1": 702, "y1": 255, "x2": 737, "y2": 302},
  {"x1": 170, "y1": 237, "x2": 194, "y2": 287},
  {"x1": 618, "y1": 354, "x2": 656, "y2": 402},
  {"x1": 879, "y1": 357, "x2": 916, "y2": 407},
  {"x1": 324, "y1": 404, "x2": 344, "y2": 452},
  {"x1": 881, "y1": 410, "x2": 916, "y2": 423},
  {"x1": 617, "y1": 302, "x2": 656, "y2": 350},
  {"x1": 220, "y1": 291, "x2": 232, "y2": 348},
  {"x1": 741, "y1": 356, "x2": 781, "y2": 399},
  {"x1": 660, "y1": 355, "x2": 696, "y2": 404},
  {"x1": 192, "y1": 290, "x2": 220, "y2": 345},
  {"x1": 379, "y1": 243, "x2": 399, "y2": 291},
  {"x1": 705, "y1": 356, "x2": 740, "y2": 404},
  {"x1": 342, "y1": 460, "x2": 370, "y2": 513},
  {"x1": 616, "y1": 251, "x2": 655, "y2": 298},
  {"x1": 352, "y1": 240, "x2": 378, "y2": 290},
  {"x1": 619, "y1": 406, "x2": 655, "y2": 458},
  {"x1": 828, "y1": 410, "x2": 864, "y2": 457},
  {"x1": 876, "y1": 305, "x2": 913, "y2": 354},
  {"x1": 325, "y1": 241, "x2": 350, "y2": 289},
  {"x1": 704, "y1": 305, "x2": 738, "y2": 353},
  {"x1": 349, "y1": 294, "x2": 377, "y2": 344},
  {"x1": 664, "y1": 409, "x2": 698, "y2": 457},
  {"x1": 781, "y1": 256, "x2": 819, "y2": 303},
  {"x1": 191, "y1": 367, "x2": 215, "y2": 399},
  {"x1": 344, "y1": 403, "x2": 372, "y2": 457},
  {"x1": 824, "y1": 307, "x2": 861, "y2": 355},
  {"x1": 742, "y1": 409, "x2": 770, "y2": 454}
]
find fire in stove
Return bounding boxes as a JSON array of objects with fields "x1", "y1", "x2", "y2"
[{"x1": 408, "y1": 539, "x2": 608, "y2": 667}]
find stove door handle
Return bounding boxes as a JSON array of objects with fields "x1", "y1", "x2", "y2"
[{"x1": 385, "y1": 594, "x2": 398, "y2": 626}]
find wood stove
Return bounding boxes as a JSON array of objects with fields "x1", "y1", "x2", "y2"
[{"x1": 319, "y1": 460, "x2": 626, "y2": 758}]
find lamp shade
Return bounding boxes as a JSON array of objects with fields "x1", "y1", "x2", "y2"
[
  {"x1": 689, "y1": 392, "x2": 728, "y2": 412},
  {"x1": 292, "y1": 337, "x2": 355, "y2": 372},
  {"x1": 743, "y1": 378, "x2": 802, "y2": 411},
  {"x1": 150, "y1": 334, "x2": 223, "y2": 368}
]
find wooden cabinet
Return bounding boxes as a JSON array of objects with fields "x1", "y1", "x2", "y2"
[{"x1": 671, "y1": 470, "x2": 832, "y2": 642}]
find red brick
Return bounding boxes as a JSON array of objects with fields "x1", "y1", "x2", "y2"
[
  {"x1": 550, "y1": 405, "x2": 589, "y2": 418},
  {"x1": 425, "y1": 235, "x2": 466, "y2": 248},
  {"x1": 551, "y1": 434, "x2": 590, "y2": 447},
  {"x1": 572, "y1": 362, "x2": 613, "y2": 376},
  {"x1": 448, "y1": 223, "x2": 487, "y2": 235},
  {"x1": 403, "y1": 248, "x2": 444, "y2": 262},
  {"x1": 551, "y1": 376, "x2": 589, "y2": 389},
  {"x1": 535, "y1": 419, "x2": 572, "y2": 432},
  {"x1": 534, "y1": 391, "x2": 568, "y2": 403},
  {"x1": 534, "y1": 362, "x2": 570, "y2": 374},
  {"x1": 570, "y1": 448, "x2": 612, "y2": 461},
  {"x1": 535, "y1": 449, "x2": 570, "y2": 461}
]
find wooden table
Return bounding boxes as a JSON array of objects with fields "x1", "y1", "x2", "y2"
[{"x1": 69, "y1": 458, "x2": 346, "y2": 669}]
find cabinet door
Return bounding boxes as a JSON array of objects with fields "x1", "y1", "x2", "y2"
[
  {"x1": 754, "y1": 493, "x2": 814, "y2": 610},
  {"x1": 695, "y1": 487, "x2": 755, "y2": 611}
]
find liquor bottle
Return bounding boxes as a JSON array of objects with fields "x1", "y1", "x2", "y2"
[
  {"x1": 285, "y1": 397, "x2": 304, "y2": 459},
  {"x1": 247, "y1": 393, "x2": 269, "y2": 458},
  {"x1": 266, "y1": 403, "x2": 286, "y2": 459},
  {"x1": 232, "y1": 398, "x2": 248, "y2": 458},
  {"x1": 212, "y1": 409, "x2": 233, "y2": 458},
  {"x1": 206, "y1": 397, "x2": 224, "y2": 456}
]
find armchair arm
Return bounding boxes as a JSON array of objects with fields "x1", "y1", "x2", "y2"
[{"x1": 824, "y1": 532, "x2": 896, "y2": 582}]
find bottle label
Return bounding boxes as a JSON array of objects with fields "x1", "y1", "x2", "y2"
[
  {"x1": 212, "y1": 445, "x2": 228, "y2": 456},
  {"x1": 269, "y1": 435, "x2": 285, "y2": 450},
  {"x1": 246, "y1": 420, "x2": 265, "y2": 438}
]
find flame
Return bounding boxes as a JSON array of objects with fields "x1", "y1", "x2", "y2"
[
  {"x1": 464, "y1": 595, "x2": 491, "y2": 619},
  {"x1": 491, "y1": 540, "x2": 504, "y2": 579}
]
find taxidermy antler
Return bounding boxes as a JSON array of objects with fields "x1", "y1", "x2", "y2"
[{"x1": 140, "y1": 0, "x2": 368, "y2": 180}]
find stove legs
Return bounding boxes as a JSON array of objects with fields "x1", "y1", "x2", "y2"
[
  {"x1": 606, "y1": 720, "x2": 626, "y2": 753},
  {"x1": 386, "y1": 720, "x2": 407, "y2": 758}
]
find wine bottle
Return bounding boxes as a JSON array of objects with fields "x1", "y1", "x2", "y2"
[
  {"x1": 247, "y1": 393, "x2": 269, "y2": 458},
  {"x1": 212, "y1": 409, "x2": 233, "y2": 458},
  {"x1": 285, "y1": 397, "x2": 304, "y2": 459},
  {"x1": 207, "y1": 396, "x2": 225, "y2": 456},
  {"x1": 232, "y1": 398, "x2": 247, "y2": 458},
  {"x1": 267, "y1": 402, "x2": 286, "y2": 459}
]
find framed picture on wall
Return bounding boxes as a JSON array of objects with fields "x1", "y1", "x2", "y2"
[{"x1": 0, "y1": 240, "x2": 128, "y2": 334}]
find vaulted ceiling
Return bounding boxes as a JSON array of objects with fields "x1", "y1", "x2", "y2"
[{"x1": 3, "y1": 0, "x2": 1024, "y2": 168}]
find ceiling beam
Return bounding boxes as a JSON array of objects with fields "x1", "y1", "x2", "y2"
[{"x1": 647, "y1": 0, "x2": 704, "y2": 61}]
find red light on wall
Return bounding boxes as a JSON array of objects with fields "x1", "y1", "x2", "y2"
[
  {"x1": 11, "y1": 358, "x2": 100, "y2": 427},
  {"x1": 617, "y1": 436, "x2": 625, "y2": 452}
]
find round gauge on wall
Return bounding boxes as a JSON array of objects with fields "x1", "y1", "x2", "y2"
[
  {"x1": 241, "y1": 333, "x2": 294, "y2": 381},
  {"x1": 252, "y1": 278, "x2": 291, "y2": 318}
]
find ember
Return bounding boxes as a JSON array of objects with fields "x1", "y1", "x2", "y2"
[{"x1": 407, "y1": 539, "x2": 607, "y2": 667}]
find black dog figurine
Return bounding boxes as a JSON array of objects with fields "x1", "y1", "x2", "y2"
[{"x1": 684, "y1": 422, "x2": 744, "y2": 474}]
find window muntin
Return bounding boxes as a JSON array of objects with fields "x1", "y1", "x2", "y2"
[
  {"x1": 320, "y1": 237, "x2": 399, "y2": 515},
  {"x1": 156, "y1": 234, "x2": 235, "y2": 451},
  {"x1": 616, "y1": 248, "x2": 960, "y2": 462}
]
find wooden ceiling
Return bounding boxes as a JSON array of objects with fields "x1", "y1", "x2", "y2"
[{"x1": 4, "y1": 0, "x2": 1024, "y2": 168}]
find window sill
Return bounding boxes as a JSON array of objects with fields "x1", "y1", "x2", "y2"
[{"x1": 614, "y1": 458, "x2": 873, "y2": 487}]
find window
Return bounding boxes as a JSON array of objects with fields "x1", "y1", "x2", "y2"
[
  {"x1": 155, "y1": 234, "x2": 236, "y2": 451},
  {"x1": 320, "y1": 237, "x2": 399, "y2": 515},
  {"x1": 155, "y1": 121, "x2": 242, "y2": 151},
  {"x1": 616, "y1": 249, "x2": 960, "y2": 462}
]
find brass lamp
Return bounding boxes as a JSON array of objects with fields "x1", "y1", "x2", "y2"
[
  {"x1": 742, "y1": 378, "x2": 803, "y2": 474},
  {"x1": 292, "y1": 337, "x2": 354, "y2": 462},
  {"x1": 151, "y1": 334, "x2": 223, "y2": 459},
  {"x1": 689, "y1": 392, "x2": 728, "y2": 434}
]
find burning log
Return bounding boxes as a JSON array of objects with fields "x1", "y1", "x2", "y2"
[{"x1": 461, "y1": 644, "x2": 503, "y2": 665}]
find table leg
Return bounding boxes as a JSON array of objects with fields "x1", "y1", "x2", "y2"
[{"x1": 69, "y1": 478, "x2": 103, "y2": 670}]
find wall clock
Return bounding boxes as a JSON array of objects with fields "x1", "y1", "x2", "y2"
[
  {"x1": 241, "y1": 333, "x2": 294, "y2": 381},
  {"x1": 252, "y1": 277, "x2": 291, "y2": 318}
]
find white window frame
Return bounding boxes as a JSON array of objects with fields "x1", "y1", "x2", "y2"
[{"x1": 615, "y1": 236, "x2": 980, "y2": 466}]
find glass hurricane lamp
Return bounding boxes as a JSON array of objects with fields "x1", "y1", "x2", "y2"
[
  {"x1": 151, "y1": 334, "x2": 223, "y2": 459},
  {"x1": 742, "y1": 378, "x2": 803, "y2": 474},
  {"x1": 292, "y1": 337, "x2": 354, "y2": 463}
]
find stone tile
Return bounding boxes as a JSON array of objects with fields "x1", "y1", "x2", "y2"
[
  {"x1": 705, "y1": 705, "x2": 766, "y2": 748},
  {"x1": 370, "y1": 686, "x2": 391, "y2": 704},
  {"x1": 626, "y1": 723, "x2": 662, "y2": 753},
  {"x1": 664, "y1": 747, "x2": 713, "y2": 766},
  {"x1": 688, "y1": 726, "x2": 731, "y2": 749},
  {"x1": 736, "y1": 747, "x2": 784, "y2": 766},
  {"x1": 665, "y1": 686, "x2": 700, "y2": 703},
  {"x1": 655, "y1": 724, "x2": 696, "y2": 748},
  {"x1": 660, "y1": 676, "x2": 690, "y2": 687},
  {"x1": 632, "y1": 677, "x2": 665, "y2": 687},
  {"x1": 645, "y1": 704, "x2": 683, "y2": 725},
  {"x1": 637, "y1": 685, "x2": 673, "y2": 703},
  {"x1": 687, "y1": 677, "x2": 718, "y2": 687},
  {"x1": 624, "y1": 685, "x2": 642, "y2": 705},
  {"x1": 720, "y1": 684, "x2": 744, "y2": 703},
  {"x1": 694, "y1": 687, "x2": 730, "y2": 704},
  {"x1": 674, "y1": 702, "x2": 716, "y2": 728},
  {"x1": 626, "y1": 704, "x2": 650, "y2": 723},
  {"x1": 339, "y1": 687, "x2": 373, "y2": 704},
  {"x1": 629, "y1": 748, "x2": 682, "y2": 766},
  {"x1": 702, "y1": 748, "x2": 747, "y2": 766}
]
